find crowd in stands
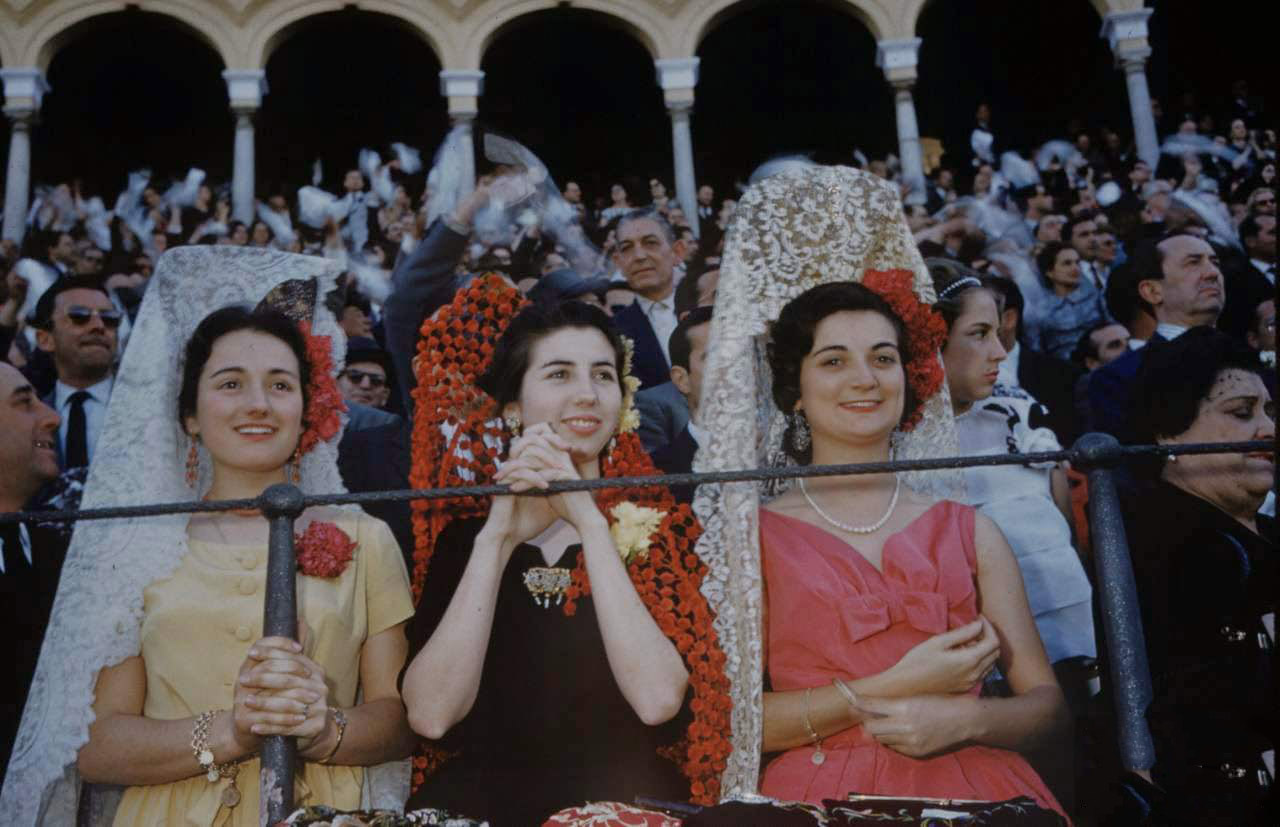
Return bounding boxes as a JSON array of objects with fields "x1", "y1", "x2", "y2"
[{"x1": 1, "y1": 79, "x2": 1274, "y2": 826}]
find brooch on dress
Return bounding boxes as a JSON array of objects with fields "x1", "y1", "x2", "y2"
[{"x1": 523, "y1": 566, "x2": 571, "y2": 608}]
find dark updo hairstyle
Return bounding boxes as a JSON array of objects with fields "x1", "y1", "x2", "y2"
[
  {"x1": 1129, "y1": 326, "x2": 1267, "y2": 478},
  {"x1": 925, "y1": 257, "x2": 991, "y2": 332},
  {"x1": 1035, "y1": 241, "x2": 1073, "y2": 289},
  {"x1": 768, "y1": 282, "x2": 914, "y2": 464},
  {"x1": 178, "y1": 305, "x2": 311, "y2": 434},
  {"x1": 478, "y1": 300, "x2": 626, "y2": 409}
]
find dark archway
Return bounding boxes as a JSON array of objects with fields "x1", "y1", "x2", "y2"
[
  {"x1": 1146, "y1": 0, "x2": 1273, "y2": 134},
  {"x1": 914, "y1": 0, "x2": 1127, "y2": 164},
  {"x1": 257, "y1": 8, "x2": 446, "y2": 198},
  {"x1": 695, "y1": 0, "x2": 892, "y2": 194},
  {"x1": 479, "y1": 9, "x2": 667, "y2": 204},
  {"x1": 30, "y1": 9, "x2": 229, "y2": 196}
]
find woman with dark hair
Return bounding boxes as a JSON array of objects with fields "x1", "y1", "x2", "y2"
[
  {"x1": 2, "y1": 249, "x2": 415, "y2": 826},
  {"x1": 755, "y1": 277, "x2": 1067, "y2": 813},
  {"x1": 928, "y1": 262, "x2": 1095, "y2": 674},
  {"x1": 399, "y1": 278, "x2": 729, "y2": 824},
  {"x1": 1024, "y1": 241, "x2": 1111, "y2": 360},
  {"x1": 689, "y1": 166, "x2": 1067, "y2": 818},
  {"x1": 74, "y1": 305, "x2": 415, "y2": 824},
  {"x1": 1122, "y1": 326, "x2": 1275, "y2": 825}
]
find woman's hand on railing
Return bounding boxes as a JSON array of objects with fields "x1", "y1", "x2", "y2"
[{"x1": 877, "y1": 617, "x2": 1001, "y2": 697}]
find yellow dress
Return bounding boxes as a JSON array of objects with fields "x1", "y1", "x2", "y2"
[{"x1": 112, "y1": 511, "x2": 414, "y2": 827}]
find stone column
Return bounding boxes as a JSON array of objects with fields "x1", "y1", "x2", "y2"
[
  {"x1": 876, "y1": 39, "x2": 925, "y2": 205},
  {"x1": 655, "y1": 58, "x2": 701, "y2": 237},
  {"x1": 1102, "y1": 10, "x2": 1159, "y2": 168},
  {"x1": 440, "y1": 70, "x2": 485, "y2": 198},
  {"x1": 223, "y1": 70, "x2": 268, "y2": 224},
  {"x1": 1, "y1": 68, "x2": 50, "y2": 243}
]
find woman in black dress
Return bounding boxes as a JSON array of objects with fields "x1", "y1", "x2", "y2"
[
  {"x1": 399, "y1": 277, "x2": 729, "y2": 825},
  {"x1": 1123, "y1": 327, "x2": 1276, "y2": 825}
]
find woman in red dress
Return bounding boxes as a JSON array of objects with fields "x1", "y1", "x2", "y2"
[
  {"x1": 756, "y1": 280, "x2": 1067, "y2": 815},
  {"x1": 689, "y1": 165, "x2": 1068, "y2": 819}
]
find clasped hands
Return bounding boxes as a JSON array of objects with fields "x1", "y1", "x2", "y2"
[
  {"x1": 230, "y1": 623, "x2": 335, "y2": 761},
  {"x1": 487, "y1": 422, "x2": 600, "y2": 541},
  {"x1": 853, "y1": 616, "x2": 1001, "y2": 758}
]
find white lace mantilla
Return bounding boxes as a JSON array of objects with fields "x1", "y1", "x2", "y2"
[
  {"x1": 0, "y1": 247, "x2": 409, "y2": 825},
  {"x1": 692, "y1": 166, "x2": 963, "y2": 797}
]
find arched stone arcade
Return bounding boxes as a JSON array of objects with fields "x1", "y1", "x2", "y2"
[{"x1": 2, "y1": 0, "x2": 1156, "y2": 242}]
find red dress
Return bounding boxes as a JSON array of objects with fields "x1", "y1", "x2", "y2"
[{"x1": 758, "y1": 501, "x2": 1065, "y2": 817}]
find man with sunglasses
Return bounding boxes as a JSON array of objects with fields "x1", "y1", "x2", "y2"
[{"x1": 31, "y1": 277, "x2": 119, "y2": 470}]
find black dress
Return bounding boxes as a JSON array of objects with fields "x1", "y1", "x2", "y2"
[
  {"x1": 402, "y1": 518, "x2": 690, "y2": 825},
  {"x1": 1120, "y1": 481, "x2": 1277, "y2": 826}
]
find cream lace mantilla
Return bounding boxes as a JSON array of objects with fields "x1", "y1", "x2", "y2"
[
  {"x1": 692, "y1": 166, "x2": 963, "y2": 797},
  {"x1": 0, "y1": 247, "x2": 410, "y2": 825}
]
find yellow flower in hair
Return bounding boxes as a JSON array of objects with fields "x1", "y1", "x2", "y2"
[
  {"x1": 609, "y1": 501, "x2": 664, "y2": 563},
  {"x1": 617, "y1": 336, "x2": 642, "y2": 434}
]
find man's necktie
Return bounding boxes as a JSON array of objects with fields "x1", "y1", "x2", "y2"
[
  {"x1": 65, "y1": 390, "x2": 90, "y2": 468},
  {"x1": 2, "y1": 523, "x2": 31, "y2": 577}
]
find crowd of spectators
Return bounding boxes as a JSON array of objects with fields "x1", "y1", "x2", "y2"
[{"x1": 1, "y1": 79, "x2": 1275, "y2": 823}]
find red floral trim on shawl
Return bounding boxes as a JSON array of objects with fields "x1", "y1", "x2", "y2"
[
  {"x1": 861, "y1": 269, "x2": 947, "y2": 431},
  {"x1": 297, "y1": 321, "x2": 348, "y2": 455},
  {"x1": 407, "y1": 275, "x2": 731, "y2": 805}
]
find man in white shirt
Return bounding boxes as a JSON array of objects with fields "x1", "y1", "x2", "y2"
[
  {"x1": 0, "y1": 360, "x2": 66, "y2": 778},
  {"x1": 608, "y1": 209, "x2": 687, "y2": 390},
  {"x1": 31, "y1": 277, "x2": 119, "y2": 469},
  {"x1": 1242, "y1": 213, "x2": 1276, "y2": 284},
  {"x1": 1088, "y1": 233, "x2": 1224, "y2": 436}
]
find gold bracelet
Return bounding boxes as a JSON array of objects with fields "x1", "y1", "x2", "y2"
[
  {"x1": 317, "y1": 706, "x2": 348, "y2": 765},
  {"x1": 832, "y1": 677, "x2": 859, "y2": 710},
  {"x1": 801, "y1": 687, "x2": 825, "y2": 766},
  {"x1": 190, "y1": 710, "x2": 242, "y2": 808}
]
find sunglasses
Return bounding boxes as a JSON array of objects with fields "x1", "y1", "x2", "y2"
[
  {"x1": 63, "y1": 306, "x2": 123, "y2": 329},
  {"x1": 343, "y1": 369, "x2": 387, "y2": 388}
]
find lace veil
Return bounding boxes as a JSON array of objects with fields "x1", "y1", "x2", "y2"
[
  {"x1": 0, "y1": 247, "x2": 404, "y2": 824},
  {"x1": 691, "y1": 166, "x2": 964, "y2": 797}
]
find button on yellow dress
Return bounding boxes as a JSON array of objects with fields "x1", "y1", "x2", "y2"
[{"x1": 112, "y1": 511, "x2": 413, "y2": 826}]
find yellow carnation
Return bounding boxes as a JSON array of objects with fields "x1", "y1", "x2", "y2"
[{"x1": 609, "y1": 502, "x2": 664, "y2": 563}]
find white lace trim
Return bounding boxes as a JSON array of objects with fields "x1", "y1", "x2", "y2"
[{"x1": 692, "y1": 166, "x2": 964, "y2": 797}]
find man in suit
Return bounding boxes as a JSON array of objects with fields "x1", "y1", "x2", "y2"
[
  {"x1": 1088, "y1": 233, "x2": 1225, "y2": 439},
  {"x1": 650, "y1": 307, "x2": 713, "y2": 504},
  {"x1": 0, "y1": 361, "x2": 67, "y2": 780},
  {"x1": 30, "y1": 277, "x2": 119, "y2": 469},
  {"x1": 338, "y1": 336, "x2": 402, "y2": 434},
  {"x1": 608, "y1": 209, "x2": 688, "y2": 390},
  {"x1": 338, "y1": 418, "x2": 413, "y2": 572}
]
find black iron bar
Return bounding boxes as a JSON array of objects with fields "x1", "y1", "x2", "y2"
[
  {"x1": 2, "y1": 439, "x2": 1269, "y2": 526},
  {"x1": 1072, "y1": 433, "x2": 1156, "y2": 772},
  {"x1": 258, "y1": 483, "x2": 305, "y2": 827}
]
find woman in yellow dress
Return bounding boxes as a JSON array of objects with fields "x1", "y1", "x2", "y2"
[{"x1": 1, "y1": 248, "x2": 414, "y2": 826}]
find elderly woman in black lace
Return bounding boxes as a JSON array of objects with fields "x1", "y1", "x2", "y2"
[{"x1": 1123, "y1": 326, "x2": 1276, "y2": 825}]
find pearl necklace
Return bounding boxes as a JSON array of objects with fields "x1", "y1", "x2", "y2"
[{"x1": 798, "y1": 475, "x2": 901, "y2": 535}]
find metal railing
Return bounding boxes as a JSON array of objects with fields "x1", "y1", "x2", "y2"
[{"x1": 3, "y1": 433, "x2": 1272, "y2": 824}]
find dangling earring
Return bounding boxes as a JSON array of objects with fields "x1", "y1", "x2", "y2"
[
  {"x1": 504, "y1": 414, "x2": 522, "y2": 438},
  {"x1": 185, "y1": 436, "x2": 200, "y2": 489},
  {"x1": 606, "y1": 435, "x2": 618, "y2": 457},
  {"x1": 791, "y1": 410, "x2": 811, "y2": 452},
  {"x1": 289, "y1": 447, "x2": 302, "y2": 484}
]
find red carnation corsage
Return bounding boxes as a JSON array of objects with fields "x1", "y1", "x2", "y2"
[{"x1": 295, "y1": 521, "x2": 356, "y2": 578}]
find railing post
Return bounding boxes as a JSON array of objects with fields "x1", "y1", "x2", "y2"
[
  {"x1": 258, "y1": 483, "x2": 305, "y2": 826},
  {"x1": 1072, "y1": 433, "x2": 1155, "y2": 773}
]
